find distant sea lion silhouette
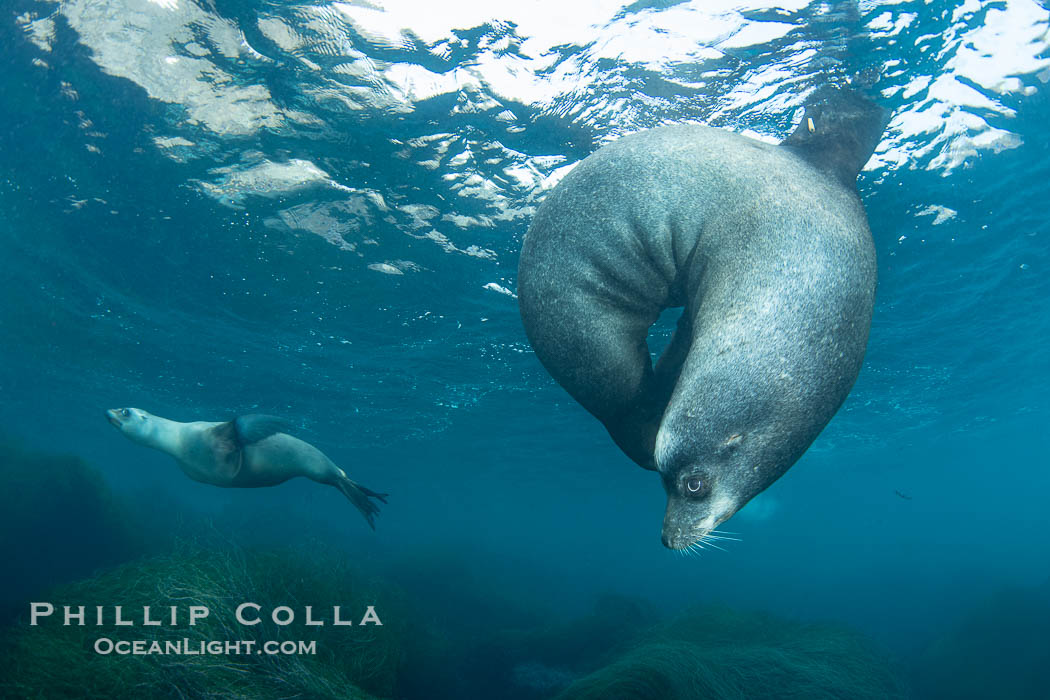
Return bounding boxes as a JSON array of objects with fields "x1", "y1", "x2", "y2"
[
  {"x1": 518, "y1": 86, "x2": 887, "y2": 550},
  {"x1": 107, "y1": 408, "x2": 387, "y2": 528}
]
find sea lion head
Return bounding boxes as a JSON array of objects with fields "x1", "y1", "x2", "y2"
[
  {"x1": 654, "y1": 377, "x2": 812, "y2": 551},
  {"x1": 106, "y1": 407, "x2": 155, "y2": 445}
]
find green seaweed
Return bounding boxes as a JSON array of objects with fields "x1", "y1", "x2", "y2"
[
  {"x1": 0, "y1": 542, "x2": 410, "y2": 700},
  {"x1": 554, "y1": 606, "x2": 908, "y2": 700}
]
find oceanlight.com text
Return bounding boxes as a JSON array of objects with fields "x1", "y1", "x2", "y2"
[{"x1": 94, "y1": 638, "x2": 317, "y2": 656}]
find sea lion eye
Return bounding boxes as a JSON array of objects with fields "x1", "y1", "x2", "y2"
[
  {"x1": 121, "y1": 408, "x2": 130, "y2": 418},
  {"x1": 686, "y1": 476, "x2": 704, "y2": 494}
]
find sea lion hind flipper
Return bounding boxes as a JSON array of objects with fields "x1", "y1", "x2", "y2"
[
  {"x1": 780, "y1": 85, "x2": 889, "y2": 188},
  {"x1": 357, "y1": 485, "x2": 389, "y2": 504},
  {"x1": 233, "y1": 414, "x2": 291, "y2": 445},
  {"x1": 651, "y1": 311, "x2": 692, "y2": 408},
  {"x1": 335, "y1": 476, "x2": 386, "y2": 529}
]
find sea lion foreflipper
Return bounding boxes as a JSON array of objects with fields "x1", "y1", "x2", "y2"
[
  {"x1": 518, "y1": 280, "x2": 663, "y2": 469},
  {"x1": 208, "y1": 421, "x2": 245, "y2": 481},
  {"x1": 206, "y1": 415, "x2": 287, "y2": 481},
  {"x1": 233, "y1": 414, "x2": 291, "y2": 444},
  {"x1": 205, "y1": 413, "x2": 291, "y2": 478}
]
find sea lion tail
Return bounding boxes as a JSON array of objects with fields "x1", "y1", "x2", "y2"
[
  {"x1": 780, "y1": 84, "x2": 889, "y2": 188},
  {"x1": 335, "y1": 475, "x2": 388, "y2": 530}
]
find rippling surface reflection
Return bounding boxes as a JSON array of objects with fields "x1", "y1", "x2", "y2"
[{"x1": 6, "y1": 1, "x2": 1047, "y2": 447}]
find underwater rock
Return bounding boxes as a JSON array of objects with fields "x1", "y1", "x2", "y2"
[
  {"x1": 0, "y1": 544, "x2": 409, "y2": 700},
  {"x1": 0, "y1": 438, "x2": 141, "y2": 623},
  {"x1": 554, "y1": 606, "x2": 908, "y2": 700},
  {"x1": 503, "y1": 592, "x2": 656, "y2": 672},
  {"x1": 467, "y1": 593, "x2": 656, "y2": 700},
  {"x1": 916, "y1": 581, "x2": 1050, "y2": 700}
]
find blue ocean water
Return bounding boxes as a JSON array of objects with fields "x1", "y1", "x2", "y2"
[{"x1": 1, "y1": 1, "x2": 1049, "y2": 698}]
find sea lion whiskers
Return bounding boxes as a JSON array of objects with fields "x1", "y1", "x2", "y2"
[
  {"x1": 696, "y1": 537, "x2": 727, "y2": 553},
  {"x1": 678, "y1": 530, "x2": 741, "y2": 556},
  {"x1": 704, "y1": 530, "x2": 741, "y2": 542}
]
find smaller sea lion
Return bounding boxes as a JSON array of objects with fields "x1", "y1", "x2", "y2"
[{"x1": 106, "y1": 408, "x2": 387, "y2": 528}]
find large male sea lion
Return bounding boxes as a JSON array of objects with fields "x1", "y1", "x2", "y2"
[
  {"x1": 107, "y1": 408, "x2": 387, "y2": 528},
  {"x1": 518, "y1": 86, "x2": 887, "y2": 550}
]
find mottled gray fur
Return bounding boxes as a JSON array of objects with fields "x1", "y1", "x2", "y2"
[{"x1": 518, "y1": 87, "x2": 886, "y2": 549}]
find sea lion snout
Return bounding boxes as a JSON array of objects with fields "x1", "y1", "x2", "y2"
[
  {"x1": 661, "y1": 523, "x2": 695, "y2": 550},
  {"x1": 107, "y1": 407, "x2": 148, "y2": 434},
  {"x1": 660, "y1": 492, "x2": 736, "y2": 550},
  {"x1": 661, "y1": 515, "x2": 721, "y2": 551}
]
